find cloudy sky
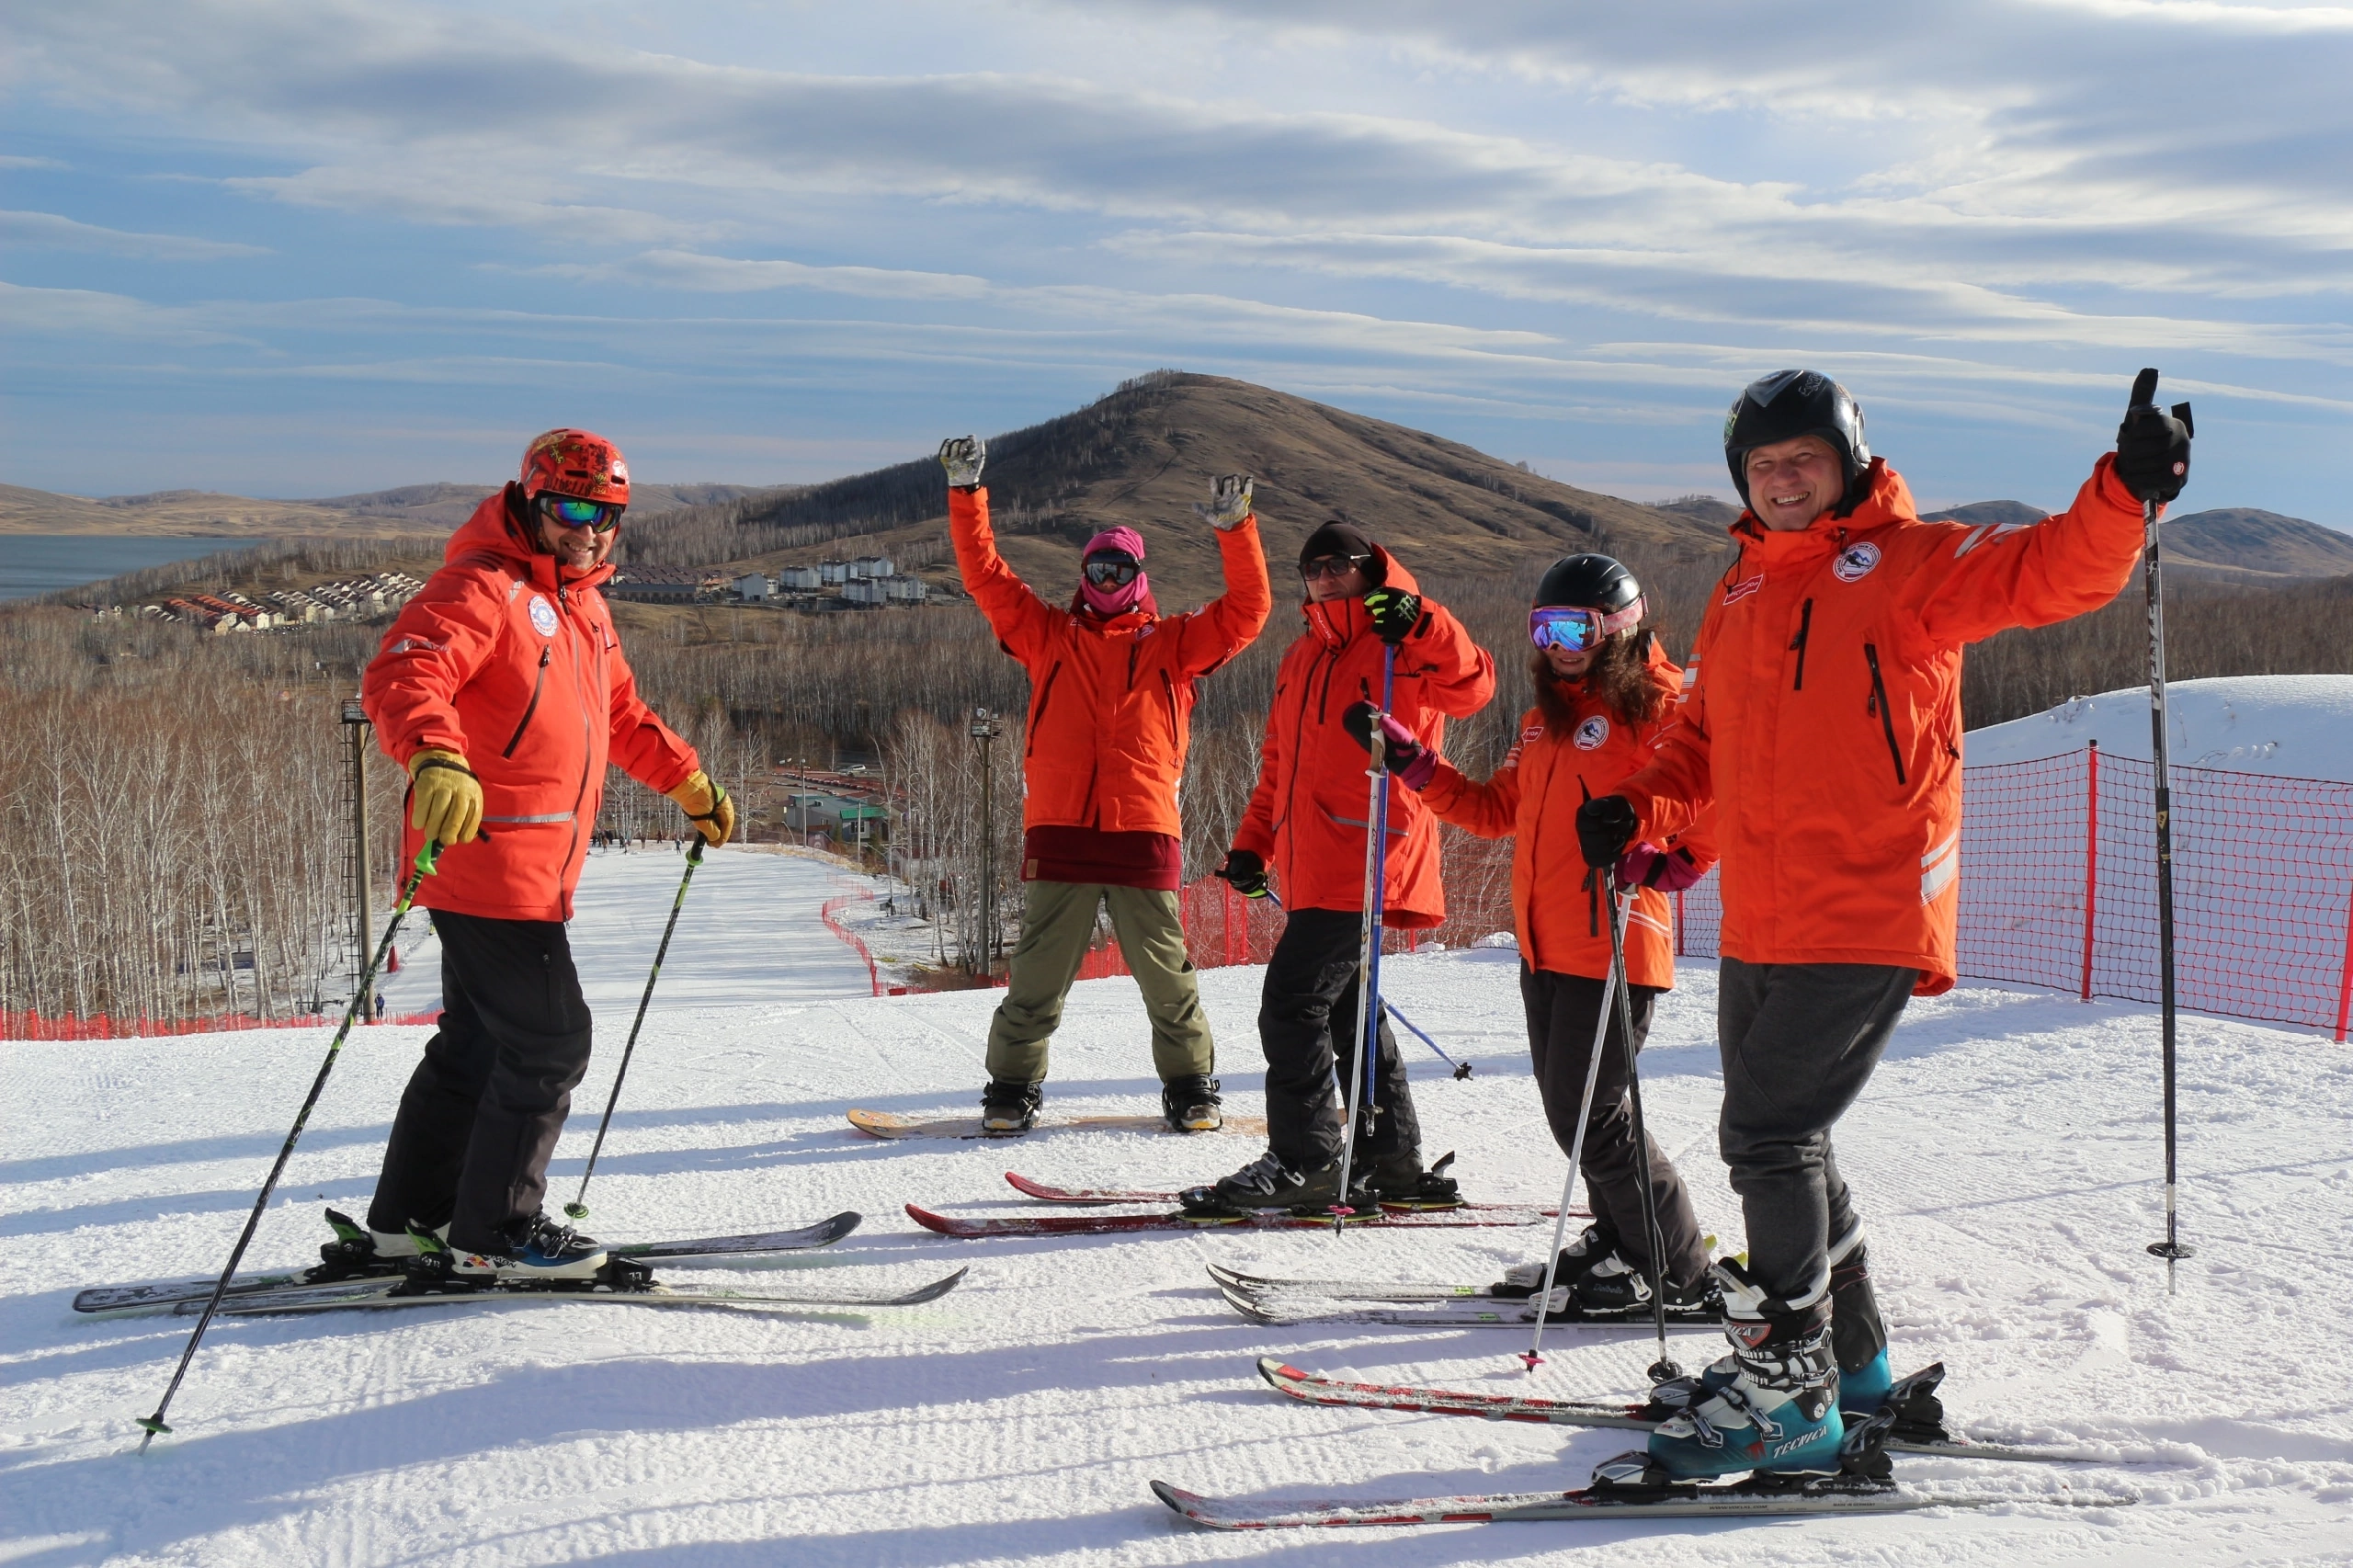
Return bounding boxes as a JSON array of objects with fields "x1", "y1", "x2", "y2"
[{"x1": 6, "y1": 1, "x2": 2348, "y2": 519}]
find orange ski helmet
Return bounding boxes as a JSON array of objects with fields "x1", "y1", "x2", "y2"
[{"x1": 519, "y1": 428, "x2": 630, "y2": 506}]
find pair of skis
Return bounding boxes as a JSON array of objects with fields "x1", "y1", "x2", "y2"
[
  {"x1": 1154, "y1": 1359, "x2": 2142, "y2": 1528},
  {"x1": 1208, "y1": 1261, "x2": 1721, "y2": 1328},
  {"x1": 902, "y1": 1171, "x2": 1562, "y2": 1238},
  {"x1": 75, "y1": 1210, "x2": 964, "y2": 1317}
]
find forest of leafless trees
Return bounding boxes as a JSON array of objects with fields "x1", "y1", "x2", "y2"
[{"x1": 6, "y1": 518, "x2": 2347, "y2": 1028}]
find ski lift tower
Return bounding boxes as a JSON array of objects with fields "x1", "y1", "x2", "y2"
[{"x1": 339, "y1": 697, "x2": 375, "y2": 1018}]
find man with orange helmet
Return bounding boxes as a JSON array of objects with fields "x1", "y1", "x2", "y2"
[{"x1": 356, "y1": 428, "x2": 735, "y2": 1283}]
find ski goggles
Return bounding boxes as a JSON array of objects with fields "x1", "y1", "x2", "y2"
[
  {"x1": 537, "y1": 494, "x2": 625, "y2": 534},
  {"x1": 1083, "y1": 552, "x2": 1141, "y2": 587},
  {"x1": 1529, "y1": 599, "x2": 1645, "y2": 653},
  {"x1": 1300, "y1": 552, "x2": 1371, "y2": 582}
]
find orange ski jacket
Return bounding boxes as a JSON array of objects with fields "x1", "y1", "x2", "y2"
[
  {"x1": 1616, "y1": 455, "x2": 2147, "y2": 994},
  {"x1": 1423, "y1": 637, "x2": 1715, "y2": 988},
  {"x1": 1233, "y1": 550, "x2": 1496, "y2": 926},
  {"x1": 949, "y1": 486, "x2": 1272, "y2": 837},
  {"x1": 363, "y1": 486, "x2": 699, "y2": 922}
]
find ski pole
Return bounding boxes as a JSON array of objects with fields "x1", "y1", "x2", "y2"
[
  {"x1": 565, "y1": 835, "x2": 707, "y2": 1221},
  {"x1": 1331, "y1": 642, "x2": 1399, "y2": 1231},
  {"x1": 2134, "y1": 368, "x2": 2194, "y2": 1284},
  {"x1": 1384, "y1": 1000, "x2": 1472, "y2": 1079},
  {"x1": 1521, "y1": 880, "x2": 1625, "y2": 1373},
  {"x1": 1607, "y1": 863, "x2": 1682, "y2": 1383},
  {"x1": 137, "y1": 839, "x2": 441, "y2": 1453}
]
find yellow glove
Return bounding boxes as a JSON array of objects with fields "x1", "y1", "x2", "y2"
[
  {"x1": 406, "y1": 748, "x2": 483, "y2": 846},
  {"x1": 666, "y1": 769, "x2": 735, "y2": 846}
]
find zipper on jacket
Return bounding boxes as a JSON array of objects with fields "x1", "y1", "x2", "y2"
[
  {"x1": 1790, "y1": 598, "x2": 1813, "y2": 691},
  {"x1": 502, "y1": 645, "x2": 552, "y2": 758},
  {"x1": 1863, "y1": 642, "x2": 1905, "y2": 786},
  {"x1": 1158, "y1": 668, "x2": 1178, "y2": 751},
  {"x1": 1027, "y1": 663, "x2": 1063, "y2": 757}
]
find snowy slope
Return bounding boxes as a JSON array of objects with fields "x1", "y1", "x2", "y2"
[
  {"x1": 6, "y1": 850, "x2": 2353, "y2": 1565},
  {"x1": 1967, "y1": 675, "x2": 2353, "y2": 783}
]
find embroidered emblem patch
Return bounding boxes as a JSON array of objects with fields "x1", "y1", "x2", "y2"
[
  {"x1": 1520, "y1": 723, "x2": 1544, "y2": 745},
  {"x1": 1722, "y1": 574, "x2": 1765, "y2": 606},
  {"x1": 1832, "y1": 540, "x2": 1882, "y2": 583},
  {"x1": 1574, "y1": 715, "x2": 1610, "y2": 750},
  {"x1": 529, "y1": 595, "x2": 559, "y2": 636}
]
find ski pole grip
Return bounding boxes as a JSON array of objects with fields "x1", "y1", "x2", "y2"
[{"x1": 2130, "y1": 367, "x2": 2159, "y2": 409}]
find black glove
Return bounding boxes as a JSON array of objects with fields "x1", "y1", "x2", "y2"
[
  {"x1": 1362, "y1": 586, "x2": 1423, "y2": 645},
  {"x1": 1215, "y1": 848, "x2": 1269, "y2": 898},
  {"x1": 1340, "y1": 699, "x2": 1420, "y2": 770},
  {"x1": 2114, "y1": 368, "x2": 2193, "y2": 505},
  {"x1": 1575, "y1": 794, "x2": 1640, "y2": 870}
]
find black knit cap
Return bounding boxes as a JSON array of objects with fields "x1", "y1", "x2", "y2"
[{"x1": 1300, "y1": 520, "x2": 1377, "y2": 570}]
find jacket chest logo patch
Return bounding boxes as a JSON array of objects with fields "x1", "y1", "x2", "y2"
[
  {"x1": 529, "y1": 595, "x2": 559, "y2": 636},
  {"x1": 1573, "y1": 715, "x2": 1610, "y2": 750},
  {"x1": 1722, "y1": 573, "x2": 1765, "y2": 607},
  {"x1": 1521, "y1": 723, "x2": 1544, "y2": 745},
  {"x1": 1832, "y1": 541, "x2": 1882, "y2": 583}
]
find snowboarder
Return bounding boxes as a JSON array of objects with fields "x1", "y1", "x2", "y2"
[
  {"x1": 1399, "y1": 553, "x2": 1719, "y2": 1316},
  {"x1": 1577, "y1": 369, "x2": 2191, "y2": 1481},
  {"x1": 938, "y1": 435, "x2": 1272, "y2": 1134},
  {"x1": 1196, "y1": 522, "x2": 1496, "y2": 1210},
  {"x1": 358, "y1": 428, "x2": 736, "y2": 1280}
]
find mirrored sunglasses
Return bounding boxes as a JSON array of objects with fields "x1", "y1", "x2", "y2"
[
  {"x1": 1300, "y1": 552, "x2": 1370, "y2": 582},
  {"x1": 1529, "y1": 601, "x2": 1643, "y2": 653},
  {"x1": 1083, "y1": 554, "x2": 1141, "y2": 586},
  {"x1": 539, "y1": 494, "x2": 624, "y2": 533}
]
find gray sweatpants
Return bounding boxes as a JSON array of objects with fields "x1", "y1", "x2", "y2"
[{"x1": 1717, "y1": 958, "x2": 1915, "y2": 1333}]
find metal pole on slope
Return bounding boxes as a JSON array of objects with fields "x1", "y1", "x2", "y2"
[
  {"x1": 137, "y1": 841, "x2": 440, "y2": 1452},
  {"x1": 1607, "y1": 865, "x2": 1681, "y2": 1383},
  {"x1": 1520, "y1": 881, "x2": 1627, "y2": 1373},
  {"x1": 1331, "y1": 644, "x2": 1399, "y2": 1233},
  {"x1": 2134, "y1": 368, "x2": 2194, "y2": 1283},
  {"x1": 565, "y1": 836, "x2": 707, "y2": 1221}
]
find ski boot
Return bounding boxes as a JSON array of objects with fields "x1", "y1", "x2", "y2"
[
  {"x1": 979, "y1": 1078, "x2": 1042, "y2": 1135},
  {"x1": 426, "y1": 1212, "x2": 614, "y2": 1286},
  {"x1": 1631, "y1": 1258, "x2": 1845, "y2": 1481},
  {"x1": 1494, "y1": 1220, "x2": 1619, "y2": 1299},
  {"x1": 1553, "y1": 1252, "x2": 1725, "y2": 1322},
  {"x1": 1179, "y1": 1150, "x2": 1349, "y2": 1215},
  {"x1": 1365, "y1": 1149, "x2": 1461, "y2": 1210},
  {"x1": 1161, "y1": 1074, "x2": 1223, "y2": 1133},
  {"x1": 313, "y1": 1208, "x2": 440, "y2": 1283},
  {"x1": 1826, "y1": 1228, "x2": 1893, "y2": 1415}
]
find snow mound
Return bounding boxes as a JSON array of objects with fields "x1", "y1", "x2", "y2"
[{"x1": 1966, "y1": 674, "x2": 2353, "y2": 783}]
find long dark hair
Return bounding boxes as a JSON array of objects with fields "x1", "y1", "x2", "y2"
[{"x1": 1529, "y1": 626, "x2": 1667, "y2": 732}]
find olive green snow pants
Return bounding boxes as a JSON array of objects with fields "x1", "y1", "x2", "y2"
[{"x1": 983, "y1": 880, "x2": 1214, "y2": 1085}]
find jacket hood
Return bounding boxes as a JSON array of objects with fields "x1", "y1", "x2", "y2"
[{"x1": 446, "y1": 483, "x2": 618, "y2": 592}]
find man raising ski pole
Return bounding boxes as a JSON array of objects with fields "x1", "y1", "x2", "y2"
[
  {"x1": 358, "y1": 428, "x2": 735, "y2": 1282},
  {"x1": 1576, "y1": 370, "x2": 2189, "y2": 1486},
  {"x1": 939, "y1": 435, "x2": 1271, "y2": 1134},
  {"x1": 1188, "y1": 522, "x2": 1495, "y2": 1212}
]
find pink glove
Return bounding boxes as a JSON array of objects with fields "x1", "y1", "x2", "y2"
[
  {"x1": 1379, "y1": 713, "x2": 1439, "y2": 791},
  {"x1": 1617, "y1": 842, "x2": 1706, "y2": 892}
]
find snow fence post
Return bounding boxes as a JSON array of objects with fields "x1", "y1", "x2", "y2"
[
  {"x1": 2334, "y1": 881, "x2": 2353, "y2": 1044},
  {"x1": 2081, "y1": 740, "x2": 2099, "y2": 1003}
]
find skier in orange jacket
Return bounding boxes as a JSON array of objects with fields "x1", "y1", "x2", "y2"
[
  {"x1": 938, "y1": 435, "x2": 1271, "y2": 1133},
  {"x1": 1575, "y1": 370, "x2": 2191, "y2": 1483},
  {"x1": 1415, "y1": 553, "x2": 1719, "y2": 1320},
  {"x1": 1190, "y1": 521, "x2": 1495, "y2": 1211},
  {"x1": 360, "y1": 428, "x2": 733, "y2": 1282}
]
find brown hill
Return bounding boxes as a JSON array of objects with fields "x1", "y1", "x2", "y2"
[{"x1": 622, "y1": 371, "x2": 1733, "y2": 607}]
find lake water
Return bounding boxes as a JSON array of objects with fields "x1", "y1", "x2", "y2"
[{"x1": 0, "y1": 536, "x2": 262, "y2": 601}]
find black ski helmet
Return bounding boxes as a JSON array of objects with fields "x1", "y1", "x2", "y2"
[
  {"x1": 1723, "y1": 369, "x2": 1870, "y2": 510},
  {"x1": 1535, "y1": 553, "x2": 1642, "y2": 615}
]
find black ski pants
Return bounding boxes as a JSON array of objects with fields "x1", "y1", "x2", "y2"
[
  {"x1": 1717, "y1": 956, "x2": 1914, "y2": 1366},
  {"x1": 1258, "y1": 907, "x2": 1419, "y2": 1173},
  {"x1": 368, "y1": 909, "x2": 594, "y2": 1253},
  {"x1": 1520, "y1": 965, "x2": 1710, "y2": 1292}
]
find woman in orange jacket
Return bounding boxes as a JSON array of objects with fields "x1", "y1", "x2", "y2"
[
  {"x1": 1576, "y1": 369, "x2": 2192, "y2": 1484},
  {"x1": 938, "y1": 436, "x2": 1272, "y2": 1134},
  {"x1": 1189, "y1": 521, "x2": 1495, "y2": 1212},
  {"x1": 1416, "y1": 554, "x2": 1718, "y2": 1320}
]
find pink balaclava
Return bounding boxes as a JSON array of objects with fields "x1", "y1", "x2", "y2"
[{"x1": 1078, "y1": 526, "x2": 1149, "y2": 617}]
